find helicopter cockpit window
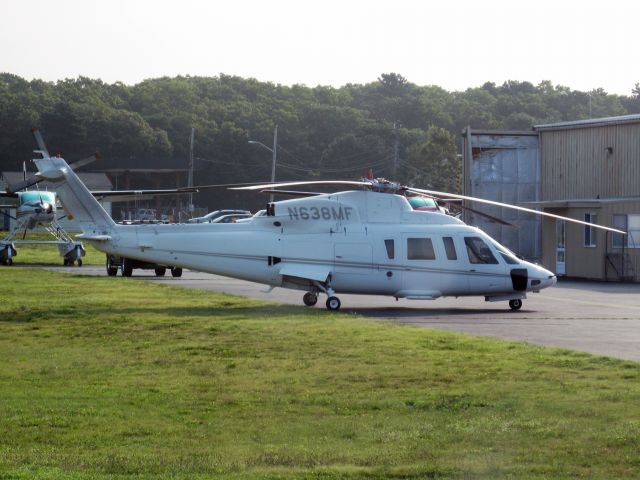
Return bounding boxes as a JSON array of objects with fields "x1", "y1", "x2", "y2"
[
  {"x1": 464, "y1": 237, "x2": 498, "y2": 264},
  {"x1": 488, "y1": 239, "x2": 520, "y2": 265},
  {"x1": 443, "y1": 237, "x2": 457, "y2": 260},
  {"x1": 407, "y1": 238, "x2": 436, "y2": 260},
  {"x1": 384, "y1": 239, "x2": 395, "y2": 259}
]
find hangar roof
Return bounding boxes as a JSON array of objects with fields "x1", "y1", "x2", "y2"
[
  {"x1": 535, "y1": 114, "x2": 640, "y2": 131},
  {"x1": 522, "y1": 196, "x2": 640, "y2": 209}
]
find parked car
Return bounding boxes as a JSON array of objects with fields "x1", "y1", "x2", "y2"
[
  {"x1": 187, "y1": 209, "x2": 251, "y2": 224},
  {"x1": 210, "y1": 213, "x2": 253, "y2": 223}
]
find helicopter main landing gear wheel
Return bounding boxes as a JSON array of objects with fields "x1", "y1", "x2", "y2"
[
  {"x1": 509, "y1": 299, "x2": 523, "y2": 310},
  {"x1": 106, "y1": 255, "x2": 118, "y2": 276},
  {"x1": 326, "y1": 296, "x2": 341, "y2": 311},
  {"x1": 303, "y1": 292, "x2": 318, "y2": 307},
  {"x1": 121, "y1": 257, "x2": 133, "y2": 277}
]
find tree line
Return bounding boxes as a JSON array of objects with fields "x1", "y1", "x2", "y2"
[{"x1": 1, "y1": 72, "x2": 639, "y2": 205}]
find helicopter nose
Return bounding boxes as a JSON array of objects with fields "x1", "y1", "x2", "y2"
[{"x1": 528, "y1": 266, "x2": 557, "y2": 290}]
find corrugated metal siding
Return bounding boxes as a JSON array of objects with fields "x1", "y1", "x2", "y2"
[
  {"x1": 541, "y1": 123, "x2": 640, "y2": 200},
  {"x1": 464, "y1": 132, "x2": 541, "y2": 261}
]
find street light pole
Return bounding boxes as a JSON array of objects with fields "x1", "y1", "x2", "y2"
[{"x1": 248, "y1": 124, "x2": 278, "y2": 202}]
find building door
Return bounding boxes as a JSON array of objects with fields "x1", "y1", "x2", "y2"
[{"x1": 556, "y1": 220, "x2": 566, "y2": 275}]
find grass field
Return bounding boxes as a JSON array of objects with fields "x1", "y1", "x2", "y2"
[{"x1": 1, "y1": 268, "x2": 639, "y2": 479}]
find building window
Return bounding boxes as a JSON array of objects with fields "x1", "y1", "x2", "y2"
[
  {"x1": 443, "y1": 237, "x2": 457, "y2": 260},
  {"x1": 612, "y1": 214, "x2": 640, "y2": 248},
  {"x1": 407, "y1": 238, "x2": 436, "y2": 260},
  {"x1": 464, "y1": 237, "x2": 498, "y2": 264},
  {"x1": 584, "y1": 213, "x2": 597, "y2": 247},
  {"x1": 384, "y1": 239, "x2": 395, "y2": 259}
]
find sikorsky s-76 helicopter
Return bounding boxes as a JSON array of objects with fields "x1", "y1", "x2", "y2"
[
  {"x1": 0, "y1": 130, "x2": 198, "y2": 266},
  {"x1": 30, "y1": 147, "x2": 624, "y2": 311}
]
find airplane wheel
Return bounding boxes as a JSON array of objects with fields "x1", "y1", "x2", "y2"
[
  {"x1": 155, "y1": 267, "x2": 166, "y2": 276},
  {"x1": 326, "y1": 296, "x2": 341, "y2": 311},
  {"x1": 121, "y1": 257, "x2": 133, "y2": 277},
  {"x1": 3, "y1": 258, "x2": 12, "y2": 266},
  {"x1": 63, "y1": 258, "x2": 69, "y2": 266},
  {"x1": 106, "y1": 255, "x2": 118, "y2": 276},
  {"x1": 509, "y1": 299, "x2": 523, "y2": 310},
  {"x1": 303, "y1": 292, "x2": 318, "y2": 306},
  {"x1": 171, "y1": 267, "x2": 182, "y2": 278},
  {"x1": 77, "y1": 259, "x2": 82, "y2": 267}
]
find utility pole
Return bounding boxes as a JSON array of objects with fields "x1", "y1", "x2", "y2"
[
  {"x1": 271, "y1": 125, "x2": 278, "y2": 185},
  {"x1": 393, "y1": 122, "x2": 400, "y2": 177},
  {"x1": 188, "y1": 127, "x2": 195, "y2": 214}
]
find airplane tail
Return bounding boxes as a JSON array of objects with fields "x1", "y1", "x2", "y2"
[{"x1": 32, "y1": 154, "x2": 117, "y2": 235}]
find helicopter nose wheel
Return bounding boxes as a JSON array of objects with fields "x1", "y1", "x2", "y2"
[
  {"x1": 303, "y1": 292, "x2": 318, "y2": 306},
  {"x1": 509, "y1": 299, "x2": 523, "y2": 310},
  {"x1": 326, "y1": 296, "x2": 341, "y2": 311}
]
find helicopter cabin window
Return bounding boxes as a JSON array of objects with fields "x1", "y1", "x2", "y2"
[
  {"x1": 443, "y1": 237, "x2": 457, "y2": 260},
  {"x1": 384, "y1": 239, "x2": 395, "y2": 259},
  {"x1": 407, "y1": 238, "x2": 436, "y2": 260},
  {"x1": 464, "y1": 237, "x2": 498, "y2": 264}
]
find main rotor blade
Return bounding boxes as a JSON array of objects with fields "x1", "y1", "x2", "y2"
[
  {"x1": 406, "y1": 187, "x2": 626, "y2": 235},
  {"x1": 458, "y1": 205, "x2": 519, "y2": 228},
  {"x1": 192, "y1": 181, "x2": 271, "y2": 189},
  {"x1": 90, "y1": 187, "x2": 199, "y2": 202},
  {"x1": 232, "y1": 180, "x2": 370, "y2": 191},
  {"x1": 31, "y1": 128, "x2": 50, "y2": 158},
  {"x1": 258, "y1": 189, "x2": 324, "y2": 198}
]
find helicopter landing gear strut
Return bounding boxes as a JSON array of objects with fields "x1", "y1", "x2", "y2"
[{"x1": 305, "y1": 282, "x2": 342, "y2": 311}]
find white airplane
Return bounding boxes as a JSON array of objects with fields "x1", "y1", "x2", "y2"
[
  {"x1": 28, "y1": 150, "x2": 624, "y2": 311},
  {"x1": 0, "y1": 130, "x2": 198, "y2": 266}
]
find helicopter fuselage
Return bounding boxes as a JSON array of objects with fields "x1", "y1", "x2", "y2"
[{"x1": 85, "y1": 191, "x2": 556, "y2": 303}]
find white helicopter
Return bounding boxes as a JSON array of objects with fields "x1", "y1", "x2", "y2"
[
  {"x1": 29, "y1": 147, "x2": 624, "y2": 311},
  {"x1": 0, "y1": 130, "x2": 198, "y2": 266}
]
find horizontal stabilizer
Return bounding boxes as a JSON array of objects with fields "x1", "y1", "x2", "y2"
[{"x1": 75, "y1": 234, "x2": 112, "y2": 241}]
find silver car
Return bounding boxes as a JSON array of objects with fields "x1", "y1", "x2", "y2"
[{"x1": 187, "y1": 209, "x2": 251, "y2": 224}]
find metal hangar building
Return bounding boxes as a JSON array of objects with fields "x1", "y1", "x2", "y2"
[{"x1": 463, "y1": 114, "x2": 640, "y2": 282}]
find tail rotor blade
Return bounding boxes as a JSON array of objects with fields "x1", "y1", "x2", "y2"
[
  {"x1": 69, "y1": 152, "x2": 100, "y2": 171},
  {"x1": 7, "y1": 176, "x2": 41, "y2": 194},
  {"x1": 31, "y1": 128, "x2": 50, "y2": 158}
]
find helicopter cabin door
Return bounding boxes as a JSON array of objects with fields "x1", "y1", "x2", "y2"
[
  {"x1": 461, "y1": 235, "x2": 508, "y2": 294},
  {"x1": 401, "y1": 233, "x2": 441, "y2": 297},
  {"x1": 333, "y1": 242, "x2": 374, "y2": 293}
]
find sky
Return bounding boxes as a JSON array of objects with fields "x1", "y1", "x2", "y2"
[{"x1": 1, "y1": 0, "x2": 639, "y2": 95}]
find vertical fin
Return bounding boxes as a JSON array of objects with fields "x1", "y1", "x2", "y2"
[{"x1": 32, "y1": 155, "x2": 116, "y2": 235}]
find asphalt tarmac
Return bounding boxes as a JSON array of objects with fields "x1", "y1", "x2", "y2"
[{"x1": 46, "y1": 265, "x2": 640, "y2": 362}]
